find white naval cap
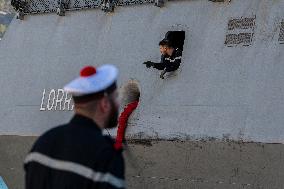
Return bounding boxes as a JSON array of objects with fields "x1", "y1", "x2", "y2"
[{"x1": 64, "y1": 64, "x2": 118, "y2": 97}]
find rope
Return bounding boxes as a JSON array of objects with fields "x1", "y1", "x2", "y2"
[{"x1": 114, "y1": 101, "x2": 139, "y2": 150}]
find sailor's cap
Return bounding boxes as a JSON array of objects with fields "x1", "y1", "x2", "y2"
[{"x1": 64, "y1": 64, "x2": 118, "y2": 97}]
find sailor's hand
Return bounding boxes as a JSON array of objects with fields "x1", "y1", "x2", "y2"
[{"x1": 143, "y1": 61, "x2": 153, "y2": 68}]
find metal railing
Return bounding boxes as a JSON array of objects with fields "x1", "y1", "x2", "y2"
[{"x1": 11, "y1": 0, "x2": 156, "y2": 19}]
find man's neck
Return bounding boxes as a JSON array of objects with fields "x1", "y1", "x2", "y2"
[
  {"x1": 167, "y1": 49, "x2": 174, "y2": 56},
  {"x1": 75, "y1": 109, "x2": 105, "y2": 129}
]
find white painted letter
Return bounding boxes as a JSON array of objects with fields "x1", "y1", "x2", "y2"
[
  {"x1": 63, "y1": 93, "x2": 73, "y2": 111},
  {"x1": 55, "y1": 89, "x2": 64, "y2": 110},
  {"x1": 40, "y1": 89, "x2": 46, "y2": 111},
  {"x1": 47, "y1": 89, "x2": 56, "y2": 111}
]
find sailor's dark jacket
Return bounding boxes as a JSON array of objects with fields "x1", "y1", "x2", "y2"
[
  {"x1": 24, "y1": 114, "x2": 125, "y2": 189},
  {"x1": 153, "y1": 48, "x2": 182, "y2": 72}
]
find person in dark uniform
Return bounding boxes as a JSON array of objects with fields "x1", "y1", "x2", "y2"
[
  {"x1": 143, "y1": 39, "x2": 182, "y2": 79},
  {"x1": 24, "y1": 65, "x2": 125, "y2": 189}
]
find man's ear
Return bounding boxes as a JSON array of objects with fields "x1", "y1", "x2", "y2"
[{"x1": 99, "y1": 96, "x2": 110, "y2": 113}]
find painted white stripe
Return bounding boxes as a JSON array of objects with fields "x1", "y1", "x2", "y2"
[
  {"x1": 165, "y1": 56, "x2": 182, "y2": 62},
  {"x1": 24, "y1": 152, "x2": 125, "y2": 188},
  {"x1": 0, "y1": 11, "x2": 7, "y2": 15}
]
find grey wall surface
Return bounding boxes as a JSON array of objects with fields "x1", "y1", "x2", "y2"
[{"x1": 0, "y1": 0, "x2": 284, "y2": 143}]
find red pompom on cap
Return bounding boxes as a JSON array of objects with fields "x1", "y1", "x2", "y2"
[{"x1": 80, "y1": 66, "x2": 97, "y2": 77}]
